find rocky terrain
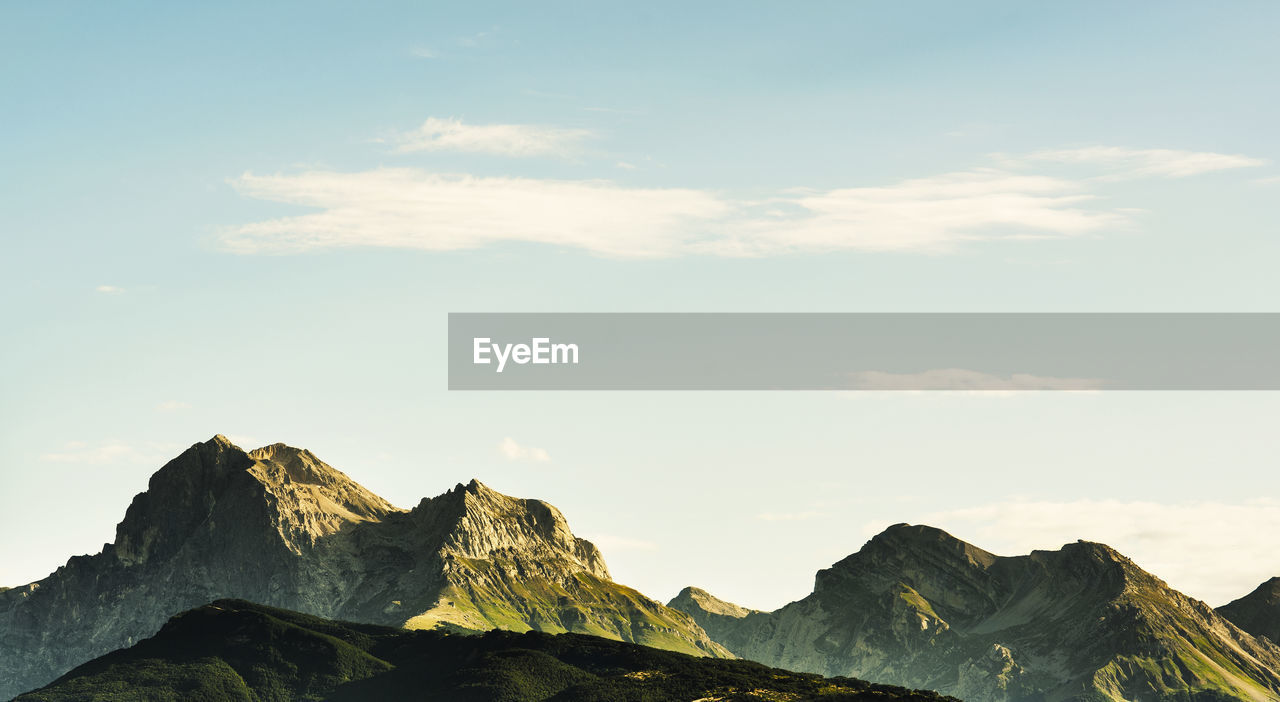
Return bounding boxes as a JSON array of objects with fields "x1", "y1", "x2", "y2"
[
  {"x1": 1221, "y1": 578, "x2": 1280, "y2": 645},
  {"x1": 0, "y1": 435, "x2": 727, "y2": 699},
  {"x1": 670, "y1": 524, "x2": 1280, "y2": 702},
  {"x1": 15, "y1": 599, "x2": 960, "y2": 702}
]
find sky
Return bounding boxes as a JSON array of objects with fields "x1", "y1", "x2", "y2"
[{"x1": 2, "y1": 1, "x2": 1280, "y2": 611}]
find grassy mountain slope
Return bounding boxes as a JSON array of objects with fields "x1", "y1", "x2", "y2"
[{"x1": 15, "y1": 600, "x2": 960, "y2": 702}]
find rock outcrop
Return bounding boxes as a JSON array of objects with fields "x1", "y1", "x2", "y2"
[
  {"x1": 0, "y1": 435, "x2": 727, "y2": 699},
  {"x1": 670, "y1": 524, "x2": 1280, "y2": 702}
]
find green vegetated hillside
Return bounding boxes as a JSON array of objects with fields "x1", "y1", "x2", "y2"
[
  {"x1": 16, "y1": 599, "x2": 959, "y2": 702},
  {"x1": 670, "y1": 525, "x2": 1280, "y2": 702}
]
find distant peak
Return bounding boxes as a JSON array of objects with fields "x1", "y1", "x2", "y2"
[
  {"x1": 872, "y1": 523, "x2": 995, "y2": 560},
  {"x1": 247, "y1": 442, "x2": 319, "y2": 465},
  {"x1": 197, "y1": 434, "x2": 239, "y2": 451},
  {"x1": 1057, "y1": 540, "x2": 1128, "y2": 564},
  {"x1": 831, "y1": 523, "x2": 1000, "y2": 577},
  {"x1": 670, "y1": 587, "x2": 758, "y2": 619},
  {"x1": 449, "y1": 478, "x2": 495, "y2": 498}
]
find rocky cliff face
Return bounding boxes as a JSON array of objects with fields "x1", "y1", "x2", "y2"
[
  {"x1": 670, "y1": 524, "x2": 1280, "y2": 702},
  {"x1": 0, "y1": 435, "x2": 727, "y2": 699},
  {"x1": 1221, "y1": 578, "x2": 1280, "y2": 645}
]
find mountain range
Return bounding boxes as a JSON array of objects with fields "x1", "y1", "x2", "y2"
[
  {"x1": 668, "y1": 524, "x2": 1280, "y2": 701},
  {"x1": 0, "y1": 435, "x2": 725, "y2": 699},
  {"x1": 4, "y1": 434, "x2": 1280, "y2": 702}
]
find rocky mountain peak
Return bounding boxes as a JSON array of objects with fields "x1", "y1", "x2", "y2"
[
  {"x1": 670, "y1": 587, "x2": 760, "y2": 619},
  {"x1": 111, "y1": 435, "x2": 257, "y2": 565},
  {"x1": 246, "y1": 441, "x2": 399, "y2": 525},
  {"x1": 1253, "y1": 577, "x2": 1280, "y2": 602},
  {"x1": 1219, "y1": 576, "x2": 1280, "y2": 645},
  {"x1": 866, "y1": 524, "x2": 1000, "y2": 567},
  {"x1": 415, "y1": 477, "x2": 610, "y2": 580}
]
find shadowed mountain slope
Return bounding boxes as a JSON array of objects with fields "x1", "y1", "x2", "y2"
[
  {"x1": 1221, "y1": 578, "x2": 1280, "y2": 645},
  {"x1": 670, "y1": 524, "x2": 1280, "y2": 702},
  {"x1": 0, "y1": 435, "x2": 726, "y2": 699},
  {"x1": 14, "y1": 599, "x2": 960, "y2": 702}
]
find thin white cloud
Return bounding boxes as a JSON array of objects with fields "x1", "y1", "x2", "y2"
[
  {"x1": 847, "y1": 368, "x2": 1104, "y2": 391},
  {"x1": 225, "y1": 169, "x2": 728, "y2": 259},
  {"x1": 1014, "y1": 146, "x2": 1266, "y2": 179},
  {"x1": 588, "y1": 534, "x2": 659, "y2": 552},
  {"x1": 757, "y1": 511, "x2": 825, "y2": 522},
  {"x1": 707, "y1": 169, "x2": 1123, "y2": 255},
  {"x1": 498, "y1": 436, "x2": 550, "y2": 463},
  {"x1": 408, "y1": 47, "x2": 437, "y2": 59},
  {"x1": 156, "y1": 400, "x2": 191, "y2": 412},
  {"x1": 391, "y1": 117, "x2": 591, "y2": 157},
  {"x1": 615, "y1": 161, "x2": 638, "y2": 170},
  {"x1": 222, "y1": 144, "x2": 1265, "y2": 258},
  {"x1": 95, "y1": 285, "x2": 124, "y2": 294},
  {"x1": 223, "y1": 167, "x2": 1122, "y2": 258},
  {"x1": 870, "y1": 499, "x2": 1280, "y2": 606}
]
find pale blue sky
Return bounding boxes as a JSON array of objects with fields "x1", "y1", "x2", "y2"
[{"x1": 3, "y1": 2, "x2": 1279, "y2": 610}]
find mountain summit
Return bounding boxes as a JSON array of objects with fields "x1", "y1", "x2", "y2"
[
  {"x1": 1221, "y1": 578, "x2": 1280, "y2": 645},
  {"x1": 670, "y1": 524, "x2": 1280, "y2": 702},
  {"x1": 0, "y1": 436, "x2": 726, "y2": 699}
]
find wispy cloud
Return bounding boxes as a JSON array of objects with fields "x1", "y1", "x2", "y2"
[
  {"x1": 222, "y1": 144, "x2": 1265, "y2": 259},
  {"x1": 497, "y1": 436, "x2": 550, "y2": 463},
  {"x1": 868, "y1": 499, "x2": 1280, "y2": 606},
  {"x1": 847, "y1": 368, "x2": 1103, "y2": 392},
  {"x1": 95, "y1": 285, "x2": 124, "y2": 294},
  {"x1": 390, "y1": 117, "x2": 591, "y2": 157},
  {"x1": 1012, "y1": 146, "x2": 1266, "y2": 179},
  {"x1": 408, "y1": 47, "x2": 437, "y2": 59},
  {"x1": 710, "y1": 169, "x2": 1122, "y2": 255},
  {"x1": 225, "y1": 169, "x2": 727, "y2": 259},
  {"x1": 223, "y1": 167, "x2": 1118, "y2": 258},
  {"x1": 456, "y1": 29, "x2": 497, "y2": 49},
  {"x1": 156, "y1": 400, "x2": 191, "y2": 412}
]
